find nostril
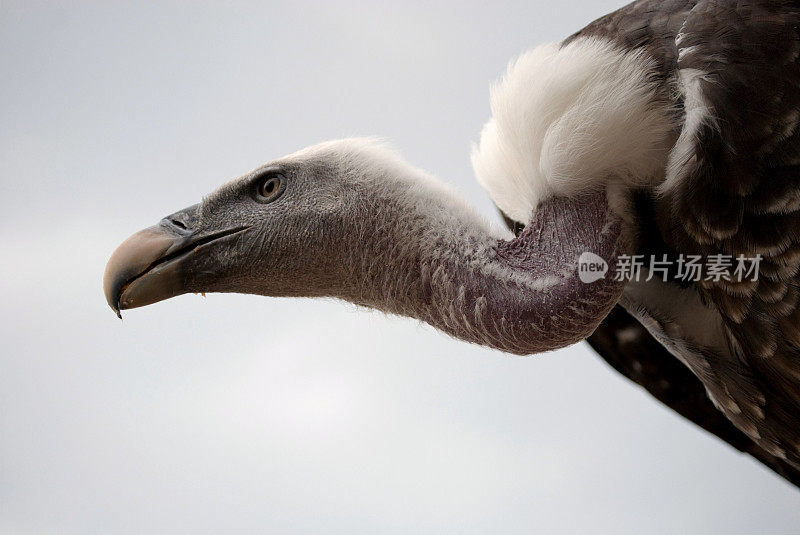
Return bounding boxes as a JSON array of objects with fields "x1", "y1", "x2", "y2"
[
  {"x1": 163, "y1": 204, "x2": 200, "y2": 232},
  {"x1": 170, "y1": 218, "x2": 188, "y2": 230}
]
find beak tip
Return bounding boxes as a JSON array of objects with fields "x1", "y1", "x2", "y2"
[
  {"x1": 104, "y1": 286, "x2": 123, "y2": 319},
  {"x1": 103, "y1": 270, "x2": 124, "y2": 319}
]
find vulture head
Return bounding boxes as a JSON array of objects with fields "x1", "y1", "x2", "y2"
[
  {"x1": 104, "y1": 140, "x2": 426, "y2": 310},
  {"x1": 104, "y1": 137, "x2": 628, "y2": 355}
]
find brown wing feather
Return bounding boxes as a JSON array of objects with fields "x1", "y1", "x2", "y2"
[
  {"x1": 588, "y1": 306, "x2": 800, "y2": 487},
  {"x1": 651, "y1": 0, "x2": 800, "y2": 465}
]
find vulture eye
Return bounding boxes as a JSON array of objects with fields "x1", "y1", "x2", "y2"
[{"x1": 255, "y1": 173, "x2": 285, "y2": 203}]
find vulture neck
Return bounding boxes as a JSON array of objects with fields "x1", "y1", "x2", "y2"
[{"x1": 336, "y1": 183, "x2": 624, "y2": 355}]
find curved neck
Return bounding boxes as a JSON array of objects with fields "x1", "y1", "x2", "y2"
[{"x1": 340, "y1": 187, "x2": 625, "y2": 355}]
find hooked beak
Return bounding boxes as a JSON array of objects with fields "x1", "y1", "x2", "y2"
[{"x1": 103, "y1": 204, "x2": 246, "y2": 317}]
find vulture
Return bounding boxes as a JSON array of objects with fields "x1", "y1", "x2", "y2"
[{"x1": 104, "y1": 0, "x2": 800, "y2": 486}]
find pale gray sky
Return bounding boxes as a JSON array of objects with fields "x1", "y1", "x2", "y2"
[{"x1": 2, "y1": 1, "x2": 799, "y2": 533}]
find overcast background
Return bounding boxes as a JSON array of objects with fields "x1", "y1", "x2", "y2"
[{"x1": 2, "y1": 1, "x2": 799, "y2": 533}]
